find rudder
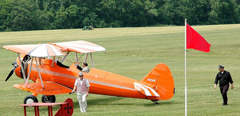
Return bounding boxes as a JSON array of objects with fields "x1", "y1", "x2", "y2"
[{"x1": 141, "y1": 63, "x2": 175, "y2": 100}]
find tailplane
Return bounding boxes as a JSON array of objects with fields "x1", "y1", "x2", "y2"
[{"x1": 141, "y1": 63, "x2": 175, "y2": 100}]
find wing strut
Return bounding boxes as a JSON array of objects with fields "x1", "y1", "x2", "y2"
[
  {"x1": 90, "y1": 52, "x2": 94, "y2": 68},
  {"x1": 35, "y1": 57, "x2": 44, "y2": 88},
  {"x1": 25, "y1": 57, "x2": 33, "y2": 84},
  {"x1": 75, "y1": 53, "x2": 78, "y2": 62},
  {"x1": 52, "y1": 56, "x2": 55, "y2": 67},
  {"x1": 84, "y1": 53, "x2": 88, "y2": 63},
  {"x1": 18, "y1": 53, "x2": 26, "y2": 82},
  {"x1": 61, "y1": 52, "x2": 69, "y2": 63}
]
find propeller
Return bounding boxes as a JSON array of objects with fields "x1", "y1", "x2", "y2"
[{"x1": 5, "y1": 62, "x2": 18, "y2": 82}]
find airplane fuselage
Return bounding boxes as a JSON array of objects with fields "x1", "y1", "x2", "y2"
[{"x1": 15, "y1": 58, "x2": 159, "y2": 100}]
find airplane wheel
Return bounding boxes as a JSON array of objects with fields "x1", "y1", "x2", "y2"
[
  {"x1": 42, "y1": 95, "x2": 56, "y2": 103},
  {"x1": 24, "y1": 95, "x2": 38, "y2": 104},
  {"x1": 151, "y1": 100, "x2": 159, "y2": 105}
]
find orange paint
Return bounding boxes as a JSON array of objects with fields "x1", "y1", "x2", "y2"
[{"x1": 14, "y1": 58, "x2": 174, "y2": 101}]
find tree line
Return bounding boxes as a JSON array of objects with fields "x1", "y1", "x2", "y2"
[{"x1": 0, "y1": 0, "x2": 240, "y2": 31}]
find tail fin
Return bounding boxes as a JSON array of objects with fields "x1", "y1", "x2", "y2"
[{"x1": 141, "y1": 63, "x2": 175, "y2": 100}]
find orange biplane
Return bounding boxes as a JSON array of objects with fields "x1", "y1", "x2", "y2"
[{"x1": 3, "y1": 40, "x2": 175, "y2": 105}]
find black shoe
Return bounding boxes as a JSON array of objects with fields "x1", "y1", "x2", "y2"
[{"x1": 222, "y1": 103, "x2": 228, "y2": 105}]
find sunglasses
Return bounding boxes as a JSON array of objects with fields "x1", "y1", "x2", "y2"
[{"x1": 79, "y1": 75, "x2": 83, "y2": 77}]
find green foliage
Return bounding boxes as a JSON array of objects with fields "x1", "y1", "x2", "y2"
[
  {"x1": 0, "y1": 0, "x2": 240, "y2": 31},
  {"x1": 0, "y1": 0, "x2": 13, "y2": 31},
  {"x1": 181, "y1": 0, "x2": 210, "y2": 25},
  {"x1": 209, "y1": 0, "x2": 239, "y2": 24},
  {"x1": 54, "y1": 6, "x2": 69, "y2": 29}
]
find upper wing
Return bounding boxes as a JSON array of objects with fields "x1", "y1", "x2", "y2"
[
  {"x1": 3, "y1": 44, "x2": 40, "y2": 54},
  {"x1": 3, "y1": 44, "x2": 65, "y2": 57},
  {"x1": 54, "y1": 40, "x2": 106, "y2": 53},
  {"x1": 3, "y1": 40, "x2": 105, "y2": 54},
  {"x1": 14, "y1": 81, "x2": 72, "y2": 95}
]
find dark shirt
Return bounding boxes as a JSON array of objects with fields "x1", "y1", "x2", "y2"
[{"x1": 214, "y1": 70, "x2": 233, "y2": 86}]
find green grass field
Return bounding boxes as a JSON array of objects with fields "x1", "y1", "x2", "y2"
[{"x1": 1, "y1": 24, "x2": 240, "y2": 116}]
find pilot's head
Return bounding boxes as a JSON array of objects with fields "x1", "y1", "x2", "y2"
[{"x1": 83, "y1": 62, "x2": 88, "y2": 67}]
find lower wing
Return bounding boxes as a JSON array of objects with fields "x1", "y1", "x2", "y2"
[{"x1": 14, "y1": 81, "x2": 72, "y2": 95}]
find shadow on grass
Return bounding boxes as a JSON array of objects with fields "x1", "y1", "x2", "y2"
[
  {"x1": 71, "y1": 96, "x2": 176, "y2": 108},
  {"x1": 33, "y1": 97, "x2": 177, "y2": 114},
  {"x1": 88, "y1": 96, "x2": 124, "y2": 105},
  {"x1": 35, "y1": 97, "x2": 123, "y2": 113},
  {"x1": 27, "y1": 97, "x2": 177, "y2": 114}
]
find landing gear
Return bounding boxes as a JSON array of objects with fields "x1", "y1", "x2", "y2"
[
  {"x1": 151, "y1": 100, "x2": 159, "y2": 105},
  {"x1": 41, "y1": 95, "x2": 56, "y2": 103},
  {"x1": 24, "y1": 95, "x2": 38, "y2": 104}
]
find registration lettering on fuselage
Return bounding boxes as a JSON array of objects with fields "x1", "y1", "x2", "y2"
[{"x1": 147, "y1": 79, "x2": 156, "y2": 82}]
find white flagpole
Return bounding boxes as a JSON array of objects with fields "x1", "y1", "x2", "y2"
[{"x1": 185, "y1": 19, "x2": 187, "y2": 116}]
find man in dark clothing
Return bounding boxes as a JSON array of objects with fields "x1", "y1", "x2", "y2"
[{"x1": 214, "y1": 65, "x2": 234, "y2": 105}]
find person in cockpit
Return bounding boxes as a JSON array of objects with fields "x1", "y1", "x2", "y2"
[
  {"x1": 76, "y1": 62, "x2": 90, "y2": 73},
  {"x1": 82, "y1": 63, "x2": 90, "y2": 73}
]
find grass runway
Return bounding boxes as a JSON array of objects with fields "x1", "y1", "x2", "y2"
[{"x1": 0, "y1": 24, "x2": 240, "y2": 116}]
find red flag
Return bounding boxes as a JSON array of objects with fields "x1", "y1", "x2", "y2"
[{"x1": 186, "y1": 23, "x2": 211, "y2": 52}]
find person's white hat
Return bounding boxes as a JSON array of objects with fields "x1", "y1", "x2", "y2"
[{"x1": 79, "y1": 72, "x2": 83, "y2": 75}]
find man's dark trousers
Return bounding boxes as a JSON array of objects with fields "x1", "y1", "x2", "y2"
[{"x1": 220, "y1": 84, "x2": 229, "y2": 105}]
